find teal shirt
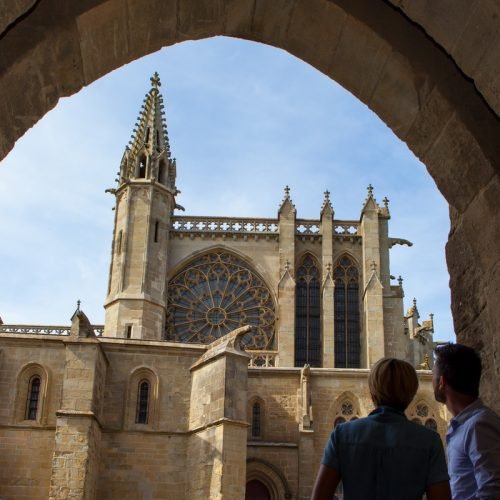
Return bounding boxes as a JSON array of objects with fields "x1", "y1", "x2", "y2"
[{"x1": 321, "y1": 406, "x2": 449, "y2": 500}]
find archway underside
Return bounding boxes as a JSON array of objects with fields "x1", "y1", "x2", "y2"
[{"x1": 2, "y1": 0, "x2": 500, "y2": 406}]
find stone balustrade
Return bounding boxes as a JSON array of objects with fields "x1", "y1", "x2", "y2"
[
  {"x1": 0, "y1": 324, "x2": 104, "y2": 336},
  {"x1": 171, "y1": 216, "x2": 359, "y2": 237},
  {"x1": 247, "y1": 350, "x2": 277, "y2": 367}
]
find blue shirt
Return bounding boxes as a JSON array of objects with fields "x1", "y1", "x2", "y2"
[
  {"x1": 447, "y1": 399, "x2": 500, "y2": 499},
  {"x1": 321, "y1": 405, "x2": 449, "y2": 500}
]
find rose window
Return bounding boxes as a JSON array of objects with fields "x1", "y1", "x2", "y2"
[{"x1": 165, "y1": 251, "x2": 275, "y2": 348}]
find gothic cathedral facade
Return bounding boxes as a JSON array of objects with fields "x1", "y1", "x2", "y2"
[{"x1": 0, "y1": 74, "x2": 445, "y2": 499}]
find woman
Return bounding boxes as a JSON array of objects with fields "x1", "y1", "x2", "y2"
[{"x1": 312, "y1": 358, "x2": 451, "y2": 500}]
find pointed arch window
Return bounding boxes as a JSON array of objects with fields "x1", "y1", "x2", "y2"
[
  {"x1": 334, "y1": 256, "x2": 360, "y2": 368},
  {"x1": 158, "y1": 161, "x2": 166, "y2": 184},
  {"x1": 25, "y1": 376, "x2": 41, "y2": 420},
  {"x1": 138, "y1": 157, "x2": 146, "y2": 178},
  {"x1": 295, "y1": 254, "x2": 321, "y2": 367},
  {"x1": 251, "y1": 402, "x2": 262, "y2": 439},
  {"x1": 135, "y1": 380, "x2": 150, "y2": 424}
]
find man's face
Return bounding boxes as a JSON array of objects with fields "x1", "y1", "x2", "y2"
[{"x1": 432, "y1": 363, "x2": 446, "y2": 404}]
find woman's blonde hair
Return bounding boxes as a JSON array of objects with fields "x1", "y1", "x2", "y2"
[{"x1": 368, "y1": 357, "x2": 418, "y2": 410}]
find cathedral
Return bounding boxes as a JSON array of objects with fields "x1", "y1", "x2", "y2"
[{"x1": 0, "y1": 73, "x2": 445, "y2": 500}]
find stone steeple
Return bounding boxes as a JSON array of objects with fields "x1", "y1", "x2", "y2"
[
  {"x1": 118, "y1": 72, "x2": 176, "y2": 190},
  {"x1": 104, "y1": 73, "x2": 177, "y2": 341}
]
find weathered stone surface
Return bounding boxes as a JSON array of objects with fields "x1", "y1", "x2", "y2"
[
  {"x1": 0, "y1": 0, "x2": 37, "y2": 36},
  {"x1": 2, "y1": 0, "x2": 500, "y2": 496}
]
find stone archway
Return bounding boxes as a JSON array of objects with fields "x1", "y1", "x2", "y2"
[{"x1": 2, "y1": 0, "x2": 500, "y2": 405}]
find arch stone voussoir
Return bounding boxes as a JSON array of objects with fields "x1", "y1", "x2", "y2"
[{"x1": 2, "y1": 0, "x2": 500, "y2": 406}]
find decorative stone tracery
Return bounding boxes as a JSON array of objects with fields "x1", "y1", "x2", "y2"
[{"x1": 165, "y1": 251, "x2": 276, "y2": 349}]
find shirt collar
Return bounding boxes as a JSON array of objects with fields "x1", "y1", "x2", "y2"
[
  {"x1": 369, "y1": 405, "x2": 407, "y2": 419},
  {"x1": 450, "y1": 398, "x2": 483, "y2": 426}
]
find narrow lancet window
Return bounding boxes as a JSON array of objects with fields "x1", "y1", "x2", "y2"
[
  {"x1": 136, "y1": 380, "x2": 150, "y2": 424},
  {"x1": 251, "y1": 402, "x2": 262, "y2": 439},
  {"x1": 154, "y1": 220, "x2": 159, "y2": 243},
  {"x1": 26, "y1": 376, "x2": 41, "y2": 420},
  {"x1": 295, "y1": 254, "x2": 321, "y2": 367},
  {"x1": 334, "y1": 256, "x2": 360, "y2": 368},
  {"x1": 138, "y1": 157, "x2": 146, "y2": 178},
  {"x1": 158, "y1": 161, "x2": 165, "y2": 184}
]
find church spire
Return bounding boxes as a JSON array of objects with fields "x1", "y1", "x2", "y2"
[
  {"x1": 128, "y1": 72, "x2": 171, "y2": 158},
  {"x1": 119, "y1": 72, "x2": 176, "y2": 189}
]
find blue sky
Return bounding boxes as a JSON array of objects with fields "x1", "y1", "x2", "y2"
[{"x1": 0, "y1": 37, "x2": 453, "y2": 342}]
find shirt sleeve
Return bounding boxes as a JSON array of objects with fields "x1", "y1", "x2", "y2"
[
  {"x1": 427, "y1": 433, "x2": 450, "y2": 485},
  {"x1": 465, "y1": 416, "x2": 500, "y2": 498},
  {"x1": 321, "y1": 428, "x2": 340, "y2": 470}
]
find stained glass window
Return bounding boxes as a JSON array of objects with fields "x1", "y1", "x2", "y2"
[
  {"x1": 26, "y1": 376, "x2": 41, "y2": 420},
  {"x1": 334, "y1": 256, "x2": 360, "y2": 368},
  {"x1": 165, "y1": 252, "x2": 275, "y2": 349},
  {"x1": 295, "y1": 254, "x2": 321, "y2": 367},
  {"x1": 136, "y1": 380, "x2": 149, "y2": 424}
]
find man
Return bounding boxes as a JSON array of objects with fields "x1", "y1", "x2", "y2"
[
  {"x1": 312, "y1": 358, "x2": 450, "y2": 500},
  {"x1": 434, "y1": 343, "x2": 500, "y2": 499}
]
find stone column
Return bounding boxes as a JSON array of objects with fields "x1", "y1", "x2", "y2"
[
  {"x1": 363, "y1": 264, "x2": 385, "y2": 367},
  {"x1": 297, "y1": 365, "x2": 315, "y2": 497},
  {"x1": 320, "y1": 192, "x2": 335, "y2": 367},
  {"x1": 360, "y1": 189, "x2": 385, "y2": 367},
  {"x1": 49, "y1": 309, "x2": 107, "y2": 500},
  {"x1": 186, "y1": 326, "x2": 250, "y2": 500},
  {"x1": 277, "y1": 187, "x2": 297, "y2": 367}
]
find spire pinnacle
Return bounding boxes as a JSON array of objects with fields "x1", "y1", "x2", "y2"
[
  {"x1": 127, "y1": 73, "x2": 171, "y2": 158},
  {"x1": 367, "y1": 184, "x2": 373, "y2": 197},
  {"x1": 150, "y1": 71, "x2": 161, "y2": 88},
  {"x1": 321, "y1": 189, "x2": 333, "y2": 217},
  {"x1": 119, "y1": 73, "x2": 177, "y2": 189}
]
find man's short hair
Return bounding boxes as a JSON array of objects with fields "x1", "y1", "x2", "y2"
[
  {"x1": 434, "y1": 343, "x2": 481, "y2": 397},
  {"x1": 368, "y1": 358, "x2": 419, "y2": 411}
]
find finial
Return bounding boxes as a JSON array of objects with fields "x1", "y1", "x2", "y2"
[
  {"x1": 413, "y1": 297, "x2": 417, "y2": 310},
  {"x1": 326, "y1": 262, "x2": 332, "y2": 273},
  {"x1": 367, "y1": 184, "x2": 374, "y2": 197},
  {"x1": 150, "y1": 72, "x2": 161, "y2": 88},
  {"x1": 284, "y1": 185, "x2": 290, "y2": 198},
  {"x1": 285, "y1": 260, "x2": 290, "y2": 272},
  {"x1": 324, "y1": 189, "x2": 330, "y2": 202},
  {"x1": 370, "y1": 260, "x2": 377, "y2": 272},
  {"x1": 383, "y1": 196, "x2": 389, "y2": 208},
  {"x1": 77, "y1": 299, "x2": 81, "y2": 312},
  {"x1": 398, "y1": 275, "x2": 403, "y2": 287}
]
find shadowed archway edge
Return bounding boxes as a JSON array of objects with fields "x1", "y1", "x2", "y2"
[{"x1": 1, "y1": 0, "x2": 500, "y2": 405}]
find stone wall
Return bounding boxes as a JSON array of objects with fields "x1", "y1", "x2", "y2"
[
  {"x1": 97, "y1": 432, "x2": 187, "y2": 499},
  {"x1": 2, "y1": 0, "x2": 500, "y2": 406},
  {"x1": 0, "y1": 428, "x2": 54, "y2": 499}
]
